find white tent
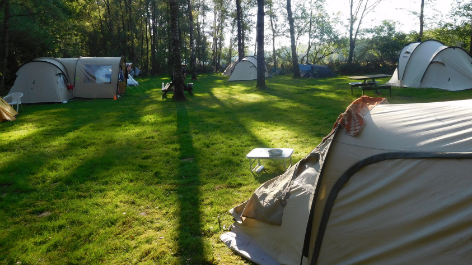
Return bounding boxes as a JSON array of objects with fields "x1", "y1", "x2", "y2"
[
  {"x1": 224, "y1": 56, "x2": 269, "y2": 81},
  {"x1": 127, "y1": 75, "x2": 139, "y2": 86},
  {"x1": 221, "y1": 96, "x2": 472, "y2": 265},
  {"x1": 388, "y1": 40, "x2": 472, "y2": 91}
]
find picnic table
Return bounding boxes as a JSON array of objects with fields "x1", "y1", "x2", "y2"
[
  {"x1": 348, "y1": 74, "x2": 392, "y2": 97},
  {"x1": 246, "y1": 148, "x2": 294, "y2": 172}
]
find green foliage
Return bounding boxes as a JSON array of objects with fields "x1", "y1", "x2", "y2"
[{"x1": 357, "y1": 20, "x2": 409, "y2": 66}]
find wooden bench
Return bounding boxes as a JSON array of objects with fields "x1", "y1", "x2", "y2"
[
  {"x1": 362, "y1": 84, "x2": 391, "y2": 97},
  {"x1": 162, "y1": 82, "x2": 194, "y2": 97},
  {"x1": 349, "y1": 82, "x2": 364, "y2": 96}
]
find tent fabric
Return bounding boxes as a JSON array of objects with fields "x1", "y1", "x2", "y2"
[
  {"x1": 127, "y1": 75, "x2": 139, "y2": 86},
  {"x1": 311, "y1": 65, "x2": 336, "y2": 78},
  {"x1": 9, "y1": 59, "x2": 73, "y2": 104},
  {"x1": 71, "y1": 57, "x2": 126, "y2": 99},
  {"x1": 299, "y1": 65, "x2": 312, "y2": 71},
  {"x1": 387, "y1": 40, "x2": 472, "y2": 90},
  {"x1": 225, "y1": 56, "x2": 269, "y2": 81},
  {"x1": 221, "y1": 97, "x2": 472, "y2": 265},
  {"x1": 223, "y1": 60, "x2": 238, "y2": 76},
  {"x1": 0, "y1": 97, "x2": 17, "y2": 121},
  {"x1": 299, "y1": 65, "x2": 336, "y2": 78},
  {"x1": 10, "y1": 57, "x2": 126, "y2": 103}
]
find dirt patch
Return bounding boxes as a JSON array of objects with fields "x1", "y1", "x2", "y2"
[{"x1": 38, "y1": 211, "x2": 51, "y2": 218}]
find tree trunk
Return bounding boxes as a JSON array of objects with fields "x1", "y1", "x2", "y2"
[
  {"x1": 286, "y1": 0, "x2": 300, "y2": 78},
  {"x1": 1, "y1": 0, "x2": 9, "y2": 94},
  {"x1": 419, "y1": 0, "x2": 424, "y2": 42},
  {"x1": 347, "y1": 0, "x2": 380, "y2": 64},
  {"x1": 127, "y1": 0, "x2": 134, "y2": 62},
  {"x1": 217, "y1": 6, "x2": 224, "y2": 71},
  {"x1": 145, "y1": 1, "x2": 150, "y2": 73},
  {"x1": 256, "y1": 0, "x2": 266, "y2": 88},
  {"x1": 228, "y1": 21, "x2": 235, "y2": 64},
  {"x1": 96, "y1": 0, "x2": 107, "y2": 55},
  {"x1": 196, "y1": 4, "x2": 202, "y2": 72},
  {"x1": 212, "y1": 4, "x2": 218, "y2": 72},
  {"x1": 236, "y1": 0, "x2": 243, "y2": 61},
  {"x1": 119, "y1": 0, "x2": 126, "y2": 56},
  {"x1": 104, "y1": 0, "x2": 114, "y2": 49},
  {"x1": 169, "y1": 0, "x2": 186, "y2": 100},
  {"x1": 269, "y1": 2, "x2": 277, "y2": 70},
  {"x1": 469, "y1": 17, "x2": 472, "y2": 56},
  {"x1": 151, "y1": 0, "x2": 157, "y2": 74},
  {"x1": 187, "y1": 0, "x2": 197, "y2": 80},
  {"x1": 305, "y1": 7, "x2": 313, "y2": 64},
  {"x1": 347, "y1": 0, "x2": 355, "y2": 64}
]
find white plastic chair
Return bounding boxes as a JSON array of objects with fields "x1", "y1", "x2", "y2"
[{"x1": 4, "y1": 92, "x2": 23, "y2": 112}]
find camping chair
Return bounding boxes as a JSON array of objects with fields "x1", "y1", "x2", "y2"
[{"x1": 4, "y1": 92, "x2": 23, "y2": 112}]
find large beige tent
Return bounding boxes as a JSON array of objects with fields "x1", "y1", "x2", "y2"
[
  {"x1": 10, "y1": 57, "x2": 127, "y2": 103},
  {"x1": 221, "y1": 96, "x2": 472, "y2": 265},
  {"x1": 388, "y1": 40, "x2": 472, "y2": 91}
]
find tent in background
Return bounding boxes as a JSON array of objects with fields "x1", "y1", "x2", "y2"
[
  {"x1": 0, "y1": 97, "x2": 18, "y2": 122},
  {"x1": 388, "y1": 39, "x2": 472, "y2": 91},
  {"x1": 299, "y1": 64, "x2": 336, "y2": 78},
  {"x1": 224, "y1": 56, "x2": 269, "y2": 81},
  {"x1": 311, "y1": 65, "x2": 336, "y2": 78},
  {"x1": 221, "y1": 96, "x2": 472, "y2": 265},
  {"x1": 127, "y1": 76, "x2": 139, "y2": 86},
  {"x1": 10, "y1": 57, "x2": 127, "y2": 103},
  {"x1": 126, "y1": 62, "x2": 139, "y2": 86},
  {"x1": 299, "y1": 64, "x2": 314, "y2": 78}
]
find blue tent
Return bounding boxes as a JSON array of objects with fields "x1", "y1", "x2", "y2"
[{"x1": 299, "y1": 64, "x2": 336, "y2": 78}]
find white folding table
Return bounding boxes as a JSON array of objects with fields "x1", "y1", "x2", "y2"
[{"x1": 246, "y1": 148, "x2": 294, "y2": 171}]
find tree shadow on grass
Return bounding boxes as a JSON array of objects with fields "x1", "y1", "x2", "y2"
[{"x1": 173, "y1": 102, "x2": 208, "y2": 263}]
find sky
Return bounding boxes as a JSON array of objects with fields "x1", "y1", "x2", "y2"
[
  {"x1": 228, "y1": 0, "x2": 461, "y2": 55},
  {"x1": 325, "y1": 0, "x2": 458, "y2": 34}
]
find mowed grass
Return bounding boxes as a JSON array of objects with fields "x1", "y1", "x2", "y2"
[{"x1": 2, "y1": 73, "x2": 472, "y2": 264}]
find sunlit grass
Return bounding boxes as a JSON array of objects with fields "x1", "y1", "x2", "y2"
[{"x1": 1, "y1": 73, "x2": 472, "y2": 264}]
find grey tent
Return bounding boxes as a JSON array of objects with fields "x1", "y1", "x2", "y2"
[
  {"x1": 10, "y1": 57, "x2": 127, "y2": 103},
  {"x1": 221, "y1": 96, "x2": 472, "y2": 264},
  {"x1": 224, "y1": 56, "x2": 269, "y2": 81}
]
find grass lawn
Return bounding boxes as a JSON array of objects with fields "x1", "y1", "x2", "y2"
[{"x1": 2, "y1": 73, "x2": 472, "y2": 264}]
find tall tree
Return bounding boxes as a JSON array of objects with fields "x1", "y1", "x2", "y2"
[
  {"x1": 347, "y1": 0, "x2": 381, "y2": 64},
  {"x1": 286, "y1": 0, "x2": 300, "y2": 77},
  {"x1": 236, "y1": 0, "x2": 244, "y2": 61},
  {"x1": 256, "y1": 0, "x2": 266, "y2": 88},
  {"x1": 419, "y1": 0, "x2": 424, "y2": 41},
  {"x1": 451, "y1": 1, "x2": 472, "y2": 55},
  {"x1": 1, "y1": 0, "x2": 9, "y2": 94},
  {"x1": 268, "y1": 0, "x2": 277, "y2": 70},
  {"x1": 169, "y1": 0, "x2": 185, "y2": 100},
  {"x1": 187, "y1": 0, "x2": 197, "y2": 80}
]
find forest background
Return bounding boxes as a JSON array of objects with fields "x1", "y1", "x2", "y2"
[{"x1": 0, "y1": 0, "x2": 471, "y2": 95}]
